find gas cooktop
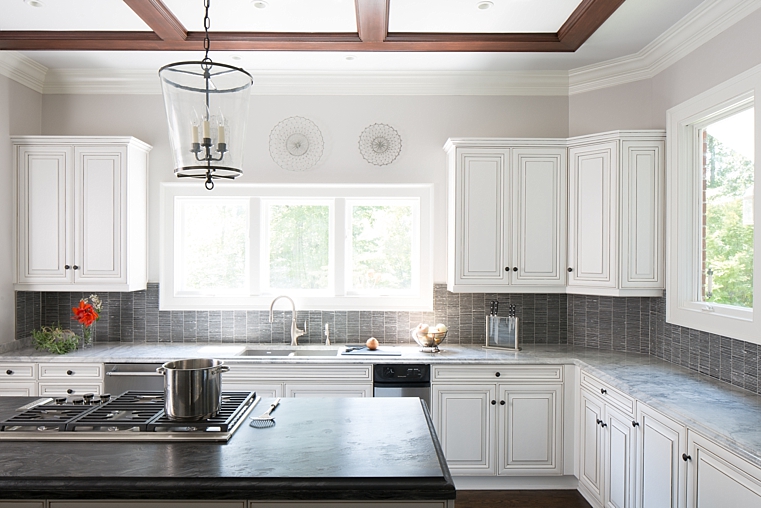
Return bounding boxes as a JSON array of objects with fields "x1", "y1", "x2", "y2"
[{"x1": 0, "y1": 391, "x2": 258, "y2": 442}]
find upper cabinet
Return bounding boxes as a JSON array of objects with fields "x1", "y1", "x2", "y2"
[
  {"x1": 445, "y1": 139, "x2": 567, "y2": 293},
  {"x1": 445, "y1": 131, "x2": 664, "y2": 296},
  {"x1": 13, "y1": 136, "x2": 152, "y2": 292},
  {"x1": 567, "y1": 131, "x2": 665, "y2": 297}
]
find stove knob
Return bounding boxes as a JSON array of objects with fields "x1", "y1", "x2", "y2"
[
  {"x1": 100, "y1": 393, "x2": 111, "y2": 402},
  {"x1": 54, "y1": 397, "x2": 67, "y2": 405},
  {"x1": 83, "y1": 393, "x2": 94, "y2": 404},
  {"x1": 382, "y1": 366, "x2": 395, "y2": 378},
  {"x1": 72, "y1": 398, "x2": 84, "y2": 405}
]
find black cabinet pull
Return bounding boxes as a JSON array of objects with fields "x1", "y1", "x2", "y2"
[
  {"x1": 65, "y1": 265, "x2": 70, "y2": 270},
  {"x1": 512, "y1": 267, "x2": 518, "y2": 272},
  {"x1": 568, "y1": 267, "x2": 573, "y2": 272},
  {"x1": 600, "y1": 388, "x2": 607, "y2": 394},
  {"x1": 682, "y1": 453, "x2": 691, "y2": 462},
  {"x1": 504, "y1": 267, "x2": 510, "y2": 272},
  {"x1": 600, "y1": 422, "x2": 607, "y2": 428},
  {"x1": 632, "y1": 421, "x2": 640, "y2": 427},
  {"x1": 495, "y1": 372, "x2": 501, "y2": 377},
  {"x1": 5, "y1": 369, "x2": 12, "y2": 375},
  {"x1": 491, "y1": 400, "x2": 496, "y2": 405},
  {"x1": 596, "y1": 419, "x2": 602, "y2": 426},
  {"x1": 66, "y1": 370, "x2": 74, "y2": 375},
  {"x1": 500, "y1": 400, "x2": 506, "y2": 405},
  {"x1": 72, "y1": 265, "x2": 79, "y2": 270},
  {"x1": 67, "y1": 389, "x2": 73, "y2": 394}
]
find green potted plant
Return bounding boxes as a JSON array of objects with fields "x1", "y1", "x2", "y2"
[{"x1": 32, "y1": 325, "x2": 79, "y2": 355}]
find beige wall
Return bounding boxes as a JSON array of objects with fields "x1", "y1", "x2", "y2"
[
  {"x1": 41, "y1": 94, "x2": 570, "y2": 286},
  {"x1": 569, "y1": 7, "x2": 761, "y2": 136},
  {"x1": 0, "y1": 76, "x2": 41, "y2": 343}
]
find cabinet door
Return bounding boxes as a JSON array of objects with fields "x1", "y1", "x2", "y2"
[
  {"x1": 222, "y1": 382, "x2": 283, "y2": 398},
  {"x1": 431, "y1": 384, "x2": 496, "y2": 475},
  {"x1": 568, "y1": 142, "x2": 618, "y2": 287},
  {"x1": 620, "y1": 141, "x2": 664, "y2": 289},
  {"x1": 687, "y1": 431, "x2": 761, "y2": 508},
  {"x1": 0, "y1": 382, "x2": 37, "y2": 396},
  {"x1": 497, "y1": 383, "x2": 562, "y2": 475},
  {"x1": 16, "y1": 145, "x2": 73, "y2": 284},
  {"x1": 75, "y1": 146, "x2": 127, "y2": 283},
  {"x1": 451, "y1": 149, "x2": 510, "y2": 287},
  {"x1": 604, "y1": 404, "x2": 636, "y2": 508},
  {"x1": 511, "y1": 148, "x2": 567, "y2": 286},
  {"x1": 579, "y1": 389, "x2": 605, "y2": 505},
  {"x1": 285, "y1": 383, "x2": 372, "y2": 398},
  {"x1": 635, "y1": 403, "x2": 686, "y2": 508},
  {"x1": 38, "y1": 383, "x2": 103, "y2": 397}
]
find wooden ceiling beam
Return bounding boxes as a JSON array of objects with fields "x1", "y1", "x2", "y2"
[
  {"x1": 123, "y1": 0, "x2": 187, "y2": 41},
  {"x1": 558, "y1": 0, "x2": 627, "y2": 49},
  {"x1": 355, "y1": 0, "x2": 389, "y2": 43}
]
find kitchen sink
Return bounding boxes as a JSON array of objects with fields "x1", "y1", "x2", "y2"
[{"x1": 236, "y1": 348, "x2": 340, "y2": 357}]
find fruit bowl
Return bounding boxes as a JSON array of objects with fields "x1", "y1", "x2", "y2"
[{"x1": 410, "y1": 327, "x2": 448, "y2": 352}]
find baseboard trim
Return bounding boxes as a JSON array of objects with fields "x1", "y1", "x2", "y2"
[{"x1": 453, "y1": 475, "x2": 579, "y2": 490}]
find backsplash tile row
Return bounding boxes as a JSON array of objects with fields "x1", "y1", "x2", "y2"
[
  {"x1": 14, "y1": 284, "x2": 569, "y2": 346},
  {"x1": 566, "y1": 294, "x2": 651, "y2": 354}
]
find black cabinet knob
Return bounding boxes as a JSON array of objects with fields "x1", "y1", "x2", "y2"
[
  {"x1": 491, "y1": 400, "x2": 496, "y2": 405},
  {"x1": 67, "y1": 389, "x2": 73, "y2": 394},
  {"x1": 5, "y1": 369, "x2": 12, "y2": 375},
  {"x1": 682, "y1": 453, "x2": 691, "y2": 462},
  {"x1": 72, "y1": 265, "x2": 79, "y2": 270},
  {"x1": 65, "y1": 265, "x2": 71, "y2": 270},
  {"x1": 600, "y1": 422, "x2": 608, "y2": 428},
  {"x1": 504, "y1": 267, "x2": 510, "y2": 272},
  {"x1": 568, "y1": 267, "x2": 573, "y2": 272},
  {"x1": 632, "y1": 421, "x2": 640, "y2": 427},
  {"x1": 500, "y1": 400, "x2": 506, "y2": 405},
  {"x1": 66, "y1": 370, "x2": 74, "y2": 375},
  {"x1": 600, "y1": 388, "x2": 607, "y2": 394},
  {"x1": 512, "y1": 267, "x2": 518, "y2": 272},
  {"x1": 596, "y1": 419, "x2": 602, "y2": 425},
  {"x1": 495, "y1": 372, "x2": 501, "y2": 377}
]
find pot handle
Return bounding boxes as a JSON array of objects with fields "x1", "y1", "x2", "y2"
[
  {"x1": 156, "y1": 367, "x2": 165, "y2": 374},
  {"x1": 217, "y1": 365, "x2": 230, "y2": 373}
]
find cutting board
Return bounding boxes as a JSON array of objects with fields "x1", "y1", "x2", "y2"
[{"x1": 340, "y1": 347, "x2": 402, "y2": 356}]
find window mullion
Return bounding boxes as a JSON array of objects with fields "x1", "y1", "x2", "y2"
[{"x1": 334, "y1": 197, "x2": 347, "y2": 296}]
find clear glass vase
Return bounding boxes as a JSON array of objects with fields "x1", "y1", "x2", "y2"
[{"x1": 80, "y1": 324, "x2": 95, "y2": 349}]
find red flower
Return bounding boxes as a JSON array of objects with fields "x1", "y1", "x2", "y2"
[{"x1": 72, "y1": 300, "x2": 98, "y2": 327}]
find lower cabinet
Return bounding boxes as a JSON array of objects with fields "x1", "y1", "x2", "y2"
[
  {"x1": 0, "y1": 382, "x2": 37, "y2": 396},
  {"x1": 222, "y1": 364, "x2": 373, "y2": 398},
  {"x1": 687, "y1": 431, "x2": 761, "y2": 507},
  {"x1": 634, "y1": 403, "x2": 686, "y2": 508},
  {"x1": 579, "y1": 387, "x2": 636, "y2": 508},
  {"x1": 431, "y1": 380, "x2": 563, "y2": 476}
]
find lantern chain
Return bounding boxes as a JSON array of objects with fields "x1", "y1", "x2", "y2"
[{"x1": 203, "y1": 0, "x2": 212, "y2": 64}]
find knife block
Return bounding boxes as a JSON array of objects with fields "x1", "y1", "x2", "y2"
[{"x1": 485, "y1": 315, "x2": 520, "y2": 351}]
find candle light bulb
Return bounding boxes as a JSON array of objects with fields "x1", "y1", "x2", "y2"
[
  {"x1": 218, "y1": 124, "x2": 226, "y2": 144},
  {"x1": 191, "y1": 124, "x2": 199, "y2": 144},
  {"x1": 202, "y1": 120, "x2": 210, "y2": 139}
]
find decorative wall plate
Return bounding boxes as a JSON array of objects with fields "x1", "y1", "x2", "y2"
[
  {"x1": 358, "y1": 123, "x2": 402, "y2": 166},
  {"x1": 269, "y1": 116, "x2": 324, "y2": 171}
]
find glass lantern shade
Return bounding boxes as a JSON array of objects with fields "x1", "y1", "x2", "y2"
[{"x1": 159, "y1": 61, "x2": 253, "y2": 189}]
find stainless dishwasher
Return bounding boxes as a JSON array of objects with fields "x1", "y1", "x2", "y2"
[
  {"x1": 373, "y1": 364, "x2": 430, "y2": 408},
  {"x1": 104, "y1": 363, "x2": 164, "y2": 394}
]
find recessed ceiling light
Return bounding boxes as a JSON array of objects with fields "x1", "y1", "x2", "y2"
[
  {"x1": 252, "y1": 0, "x2": 268, "y2": 8},
  {"x1": 345, "y1": 55, "x2": 356, "y2": 61},
  {"x1": 477, "y1": 1, "x2": 493, "y2": 9},
  {"x1": 231, "y1": 55, "x2": 242, "y2": 61},
  {"x1": 24, "y1": 0, "x2": 44, "y2": 7}
]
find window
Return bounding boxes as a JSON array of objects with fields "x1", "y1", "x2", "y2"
[
  {"x1": 667, "y1": 63, "x2": 761, "y2": 343},
  {"x1": 161, "y1": 184, "x2": 433, "y2": 310}
]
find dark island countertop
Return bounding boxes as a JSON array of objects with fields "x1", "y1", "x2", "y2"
[{"x1": 0, "y1": 396, "x2": 455, "y2": 502}]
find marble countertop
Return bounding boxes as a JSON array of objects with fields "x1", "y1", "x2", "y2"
[
  {"x1": 4, "y1": 342, "x2": 761, "y2": 469},
  {"x1": 0, "y1": 396, "x2": 455, "y2": 501}
]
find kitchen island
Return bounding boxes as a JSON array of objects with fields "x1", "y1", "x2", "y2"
[{"x1": 0, "y1": 396, "x2": 455, "y2": 507}]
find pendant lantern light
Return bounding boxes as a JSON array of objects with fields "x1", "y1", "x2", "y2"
[{"x1": 159, "y1": 0, "x2": 253, "y2": 190}]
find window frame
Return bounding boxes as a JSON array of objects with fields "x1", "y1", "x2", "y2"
[
  {"x1": 160, "y1": 183, "x2": 434, "y2": 311},
  {"x1": 667, "y1": 64, "x2": 761, "y2": 343}
]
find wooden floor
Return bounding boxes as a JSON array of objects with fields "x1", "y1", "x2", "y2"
[{"x1": 455, "y1": 490, "x2": 592, "y2": 508}]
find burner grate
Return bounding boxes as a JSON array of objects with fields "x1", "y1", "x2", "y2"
[
  {"x1": 1, "y1": 405, "x2": 92, "y2": 431},
  {"x1": 148, "y1": 392, "x2": 255, "y2": 432}
]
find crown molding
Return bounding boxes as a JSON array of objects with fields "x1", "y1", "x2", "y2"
[
  {"x1": 568, "y1": 0, "x2": 761, "y2": 95},
  {"x1": 41, "y1": 68, "x2": 569, "y2": 96},
  {"x1": 0, "y1": 51, "x2": 47, "y2": 93}
]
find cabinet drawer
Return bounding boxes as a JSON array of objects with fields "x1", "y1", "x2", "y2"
[
  {"x1": 432, "y1": 365, "x2": 563, "y2": 383},
  {"x1": 225, "y1": 364, "x2": 372, "y2": 382},
  {"x1": 39, "y1": 363, "x2": 103, "y2": 379},
  {"x1": 38, "y1": 383, "x2": 103, "y2": 397},
  {"x1": 0, "y1": 363, "x2": 36, "y2": 379},
  {"x1": 0, "y1": 382, "x2": 37, "y2": 396},
  {"x1": 580, "y1": 371, "x2": 634, "y2": 416}
]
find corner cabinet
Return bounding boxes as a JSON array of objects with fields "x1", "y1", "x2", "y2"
[
  {"x1": 445, "y1": 139, "x2": 568, "y2": 293},
  {"x1": 567, "y1": 131, "x2": 665, "y2": 297},
  {"x1": 13, "y1": 136, "x2": 151, "y2": 292}
]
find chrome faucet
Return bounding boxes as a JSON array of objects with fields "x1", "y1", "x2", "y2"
[{"x1": 269, "y1": 296, "x2": 306, "y2": 346}]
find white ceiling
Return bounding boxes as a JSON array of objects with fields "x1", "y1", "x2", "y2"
[{"x1": 4, "y1": 0, "x2": 707, "y2": 74}]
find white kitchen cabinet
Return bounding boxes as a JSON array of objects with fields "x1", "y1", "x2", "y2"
[
  {"x1": 286, "y1": 383, "x2": 372, "y2": 398},
  {"x1": 13, "y1": 136, "x2": 151, "y2": 292},
  {"x1": 37, "y1": 362, "x2": 103, "y2": 397},
  {"x1": 634, "y1": 402, "x2": 687, "y2": 508},
  {"x1": 431, "y1": 365, "x2": 563, "y2": 476},
  {"x1": 222, "y1": 364, "x2": 372, "y2": 399},
  {"x1": 686, "y1": 431, "x2": 761, "y2": 508},
  {"x1": 0, "y1": 383, "x2": 37, "y2": 396},
  {"x1": 579, "y1": 388, "x2": 605, "y2": 505},
  {"x1": 444, "y1": 139, "x2": 567, "y2": 293},
  {"x1": 567, "y1": 131, "x2": 665, "y2": 297}
]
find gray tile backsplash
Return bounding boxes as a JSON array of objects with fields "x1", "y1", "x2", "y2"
[{"x1": 15, "y1": 285, "x2": 761, "y2": 395}]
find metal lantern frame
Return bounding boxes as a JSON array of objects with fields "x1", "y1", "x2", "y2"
[{"x1": 158, "y1": 0, "x2": 253, "y2": 190}]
